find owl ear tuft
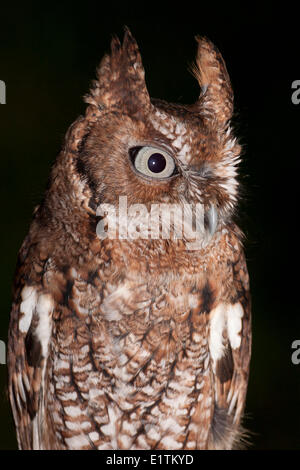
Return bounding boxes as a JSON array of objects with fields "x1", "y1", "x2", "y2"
[
  {"x1": 85, "y1": 27, "x2": 151, "y2": 116},
  {"x1": 191, "y1": 37, "x2": 233, "y2": 126}
]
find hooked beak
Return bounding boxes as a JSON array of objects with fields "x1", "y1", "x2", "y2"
[{"x1": 205, "y1": 204, "x2": 218, "y2": 237}]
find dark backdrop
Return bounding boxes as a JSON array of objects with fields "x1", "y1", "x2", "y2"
[{"x1": 0, "y1": 2, "x2": 299, "y2": 450}]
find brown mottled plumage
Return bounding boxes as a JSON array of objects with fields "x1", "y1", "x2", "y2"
[{"x1": 8, "y1": 29, "x2": 251, "y2": 450}]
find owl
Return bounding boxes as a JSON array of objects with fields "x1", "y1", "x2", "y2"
[{"x1": 7, "y1": 29, "x2": 251, "y2": 450}]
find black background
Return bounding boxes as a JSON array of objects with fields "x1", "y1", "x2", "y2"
[{"x1": 0, "y1": 1, "x2": 299, "y2": 450}]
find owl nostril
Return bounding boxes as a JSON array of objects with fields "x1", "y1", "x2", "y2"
[{"x1": 189, "y1": 163, "x2": 212, "y2": 178}]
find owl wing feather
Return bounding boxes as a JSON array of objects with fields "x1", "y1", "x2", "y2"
[
  {"x1": 212, "y1": 246, "x2": 251, "y2": 448},
  {"x1": 7, "y1": 234, "x2": 54, "y2": 449}
]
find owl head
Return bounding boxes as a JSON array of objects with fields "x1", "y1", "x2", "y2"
[{"x1": 45, "y1": 28, "x2": 241, "y2": 249}]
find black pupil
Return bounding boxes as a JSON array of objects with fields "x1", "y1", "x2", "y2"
[{"x1": 147, "y1": 153, "x2": 166, "y2": 173}]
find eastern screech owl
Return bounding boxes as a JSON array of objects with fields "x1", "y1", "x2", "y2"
[{"x1": 8, "y1": 29, "x2": 251, "y2": 450}]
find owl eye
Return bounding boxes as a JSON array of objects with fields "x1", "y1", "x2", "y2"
[{"x1": 130, "y1": 146, "x2": 177, "y2": 179}]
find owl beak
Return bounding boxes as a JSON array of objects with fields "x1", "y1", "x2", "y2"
[
  {"x1": 186, "y1": 204, "x2": 218, "y2": 251},
  {"x1": 205, "y1": 205, "x2": 218, "y2": 237}
]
